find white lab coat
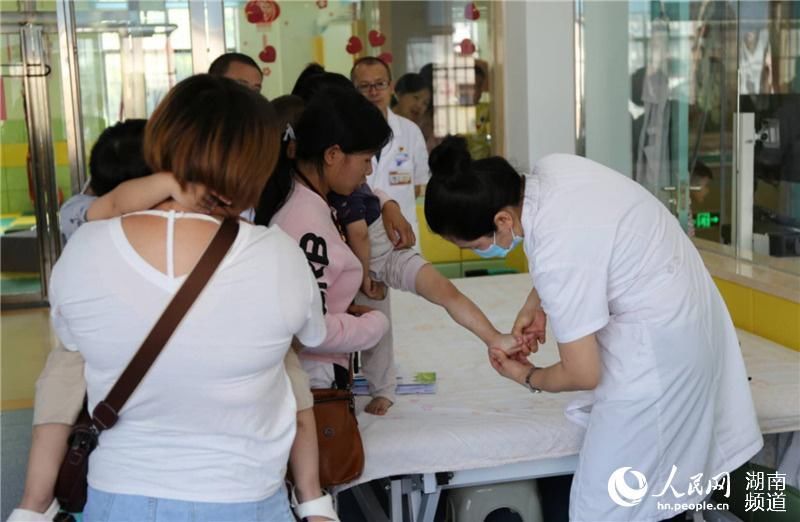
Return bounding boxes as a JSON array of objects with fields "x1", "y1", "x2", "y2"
[
  {"x1": 521, "y1": 154, "x2": 763, "y2": 521},
  {"x1": 367, "y1": 110, "x2": 429, "y2": 243}
]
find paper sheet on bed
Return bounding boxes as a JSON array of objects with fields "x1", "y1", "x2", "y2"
[{"x1": 349, "y1": 273, "x2": 800, "y2": 488}]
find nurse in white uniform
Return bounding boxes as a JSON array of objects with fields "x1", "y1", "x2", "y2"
[{"x1": 424, "y1": 136, "x2": 763, "y2": 522}]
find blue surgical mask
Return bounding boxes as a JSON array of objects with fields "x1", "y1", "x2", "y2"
[{"x1": 471, "y1": 230, "x2": 523, "y2": 259}]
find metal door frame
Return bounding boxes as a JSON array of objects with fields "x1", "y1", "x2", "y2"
[{"x1": 1, "y1": 11, "x2": 65, "y2": 308}]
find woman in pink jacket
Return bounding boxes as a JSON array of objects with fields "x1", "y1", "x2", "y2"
[{"x1": 256, "y1": 86, "x2": 409, "y2": 389}]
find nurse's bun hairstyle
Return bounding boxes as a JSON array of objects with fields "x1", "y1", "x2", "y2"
[{"x1": 425, "y1": 135, "x2": 523, "y2": 241}]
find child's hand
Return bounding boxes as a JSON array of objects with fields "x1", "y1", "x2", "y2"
[
  {"x1": 347, "y1": 303, "x2": 375, "y2": 317},
  {"x1": 489, "y1": 333, "x2": 533, "y2": 356},
  {"x1": 381, "y1": 201, "x2": 416, "y2": 249},
  {"x1": 361, "y1": 276, "x2": 387, "y2": 300},
  {"x1": 171, "y1": 181, "x2": 232, "y2": 214}
]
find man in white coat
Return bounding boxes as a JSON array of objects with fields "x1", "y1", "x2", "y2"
[{"x1": 351, "y1": 57, "x2": 429, "y2": 245}]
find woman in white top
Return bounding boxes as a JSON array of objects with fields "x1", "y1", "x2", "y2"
[
  {"x1": 48, "y1": 75, "x2": 326, "y2": 521},
  {"x1": 423, "y1": 136, "x2": 763, "y2": 522}
]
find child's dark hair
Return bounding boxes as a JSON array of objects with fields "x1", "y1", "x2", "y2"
[
  {"x1": 208, "y1": 52, "x2": 261, "y2": 77},
  {"x1": 255, "y1": 86, "x2": 391, "y2": 225},
  {"x1": 88, "y1": 119, "x2": 150, "y2": 196},
  {"x1": 271, "y1": 94, "x2": 305, "y2": 130},
  {"x1": 425, "y1": 135, "x2": 522, "y2": 241}
]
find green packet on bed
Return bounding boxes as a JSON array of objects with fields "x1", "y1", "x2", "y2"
[
  {"x1": 353, "y1": 371, "x2": 437, "y2": 395},
  {"x1": 408, "y1": 372, "x2": 436, "y2": 384}
]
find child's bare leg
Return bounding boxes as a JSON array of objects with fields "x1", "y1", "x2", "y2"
[{"x1": 355, "y1": 290, "x2": 397, "y2": 414}]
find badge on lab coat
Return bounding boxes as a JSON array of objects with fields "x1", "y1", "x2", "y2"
[
  {"x1": 389, "y1": 171, "x2": 412, "y2": 185},
  {"x1": 390, "y1": 148, "x2": 412, "y2": 185}
]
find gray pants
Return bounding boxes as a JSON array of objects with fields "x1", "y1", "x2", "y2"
[
  {"x1": 358, "y1": 219, "x2": 429, "y2": 402},
  {"x1": 355, "y1": 289, "x2": 396, "y2": 401}
]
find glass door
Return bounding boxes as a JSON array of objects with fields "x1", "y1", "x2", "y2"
[
  {"x1": 579, "y1": 0, "x2": 799, "y2": 274},
  {"x1": 1, "y1": 5, "x2": 65, "y2": 306},
  {"x1": 66, "y1": 0, "x2": 196, "y2": 191},
  {"x1": 578, "y1": 0, "x2": 735, "y2": 236}
]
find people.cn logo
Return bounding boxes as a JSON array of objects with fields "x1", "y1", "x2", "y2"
[{"x1": 608, "y1": 467, "x2": 649, "y2": 507}]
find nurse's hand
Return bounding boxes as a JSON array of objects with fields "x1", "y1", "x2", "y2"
[
  {"x1": 488, "y1": 348, "x2": 533, "y2": 385},
  {"x1": 512, "y1": 306, "x2": 547, "y2": 349},
  {"x1": 381, "y1": 201, "x2": 416, "y2": 249}
]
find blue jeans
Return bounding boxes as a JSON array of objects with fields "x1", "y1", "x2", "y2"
[{"x1": 83, "y1": 485, "x2": 295, "y2": 522}]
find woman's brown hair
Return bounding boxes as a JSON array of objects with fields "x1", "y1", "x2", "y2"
[{"x1": 144, "y1": 74, "x2": 280, "y2": 212}]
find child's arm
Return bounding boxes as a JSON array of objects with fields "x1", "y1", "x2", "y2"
[
  {"x1": 345, "y1": 219, "x2": 386, "y2": 300},
  {"x1": 414, "y1": 264, "x2": 523, "y2": 353},
  {"x1": 86, "y1": 173, "x2": 228, "y2": 221},
  {"x1": 289, "y1": 408, "x2": 339, "y2": 521},
  {"x1": 16, "y1": 424, "x2": 70, "y2": 515},
  {"x1": 289, "y1": 410, "x2": 322, "y2": 499}
]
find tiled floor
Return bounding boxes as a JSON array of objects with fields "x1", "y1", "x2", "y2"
[
  {"x1": 1, "y1": 307, "x2": 55, "y2": 411},
  {"x1": 1, "y1": 408, "x2": 33, "y2": 521},
  {"x1": 1, "y1": 308, "x2": 52, "y2": 519}
]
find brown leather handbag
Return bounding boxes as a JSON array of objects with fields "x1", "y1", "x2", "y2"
[
  {"x1": 54, "y1": 218, "x2": 239, "y2": 513},
  {"x1": 311, "y1": 359, "x2": 365, "y2": 488}
]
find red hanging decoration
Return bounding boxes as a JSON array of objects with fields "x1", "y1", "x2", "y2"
[
  {"x1": 378, "y1": 52, "x2": 393, "y2": 64},
  {"x1": 259, "y1": 45, "x2": 277, "y2": 63},
  {"x1": 464, "y1": 2, "x2": 480, "y2": 21},
  {"x1": 459, "y1": 38, "x2": 476, "y2": 56},
  {"x1": 316, "y1": 0, "x2": 328, "y2": 8},
  {"x1": 368, "y1": 30, "x2": 386, "y2": 47},
  {"x1": 245, "y1": 2, "x2": 262, "y2": 23},
  {"x1": 244, "y1": 1, "x2": 281, "y2": 25},
  {"x1": 346, "y1": 36, "x2": 363, "y2": 55}
]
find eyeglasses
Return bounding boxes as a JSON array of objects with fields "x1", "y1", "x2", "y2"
[{"x1": 356, "y1": 80, "x2": 390, "y2": 93}]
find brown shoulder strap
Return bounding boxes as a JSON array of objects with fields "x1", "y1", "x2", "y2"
[{"x1": 91, "y1": 218, "x2": 239, "y2": 430}]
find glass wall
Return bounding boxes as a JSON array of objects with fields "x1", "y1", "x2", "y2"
[
  {"x1": 221, "y1": 0, "x2": 500, "y2": 159},
  {"x1": 578, "y1": 0, "x2": 800, "y2": 274}
]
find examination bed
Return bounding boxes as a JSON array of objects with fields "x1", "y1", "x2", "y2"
[{"x1": 342, "y1": 273, "x2": 800, "y2": 522}]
